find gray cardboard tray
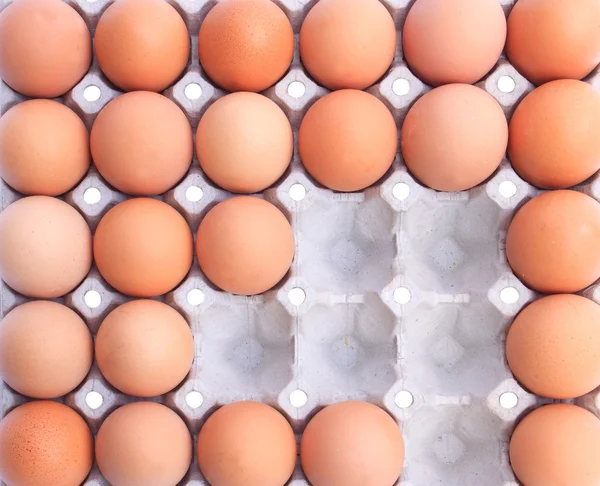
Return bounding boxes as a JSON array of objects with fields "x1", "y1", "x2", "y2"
[{"x1": 3, "y1": 0, "x2": 600, "y2": 485}]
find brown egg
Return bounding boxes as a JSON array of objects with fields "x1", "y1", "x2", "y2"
[
  {"x1": 299, "y1": 90, "x2": 397, "y2": 191},
  {"x1": 403, "y1": 0, "x2": 506, "y2": 86},
  {"x1": 197, "y1": 197, "x2": 293, "y2": 295},
  {"x1": 507, "y1": 295, "x2": 600, "y2": 399},
  {"x1": 401, "y1": 84, "x2": 508, "y2": 192},
  {"x1": 0, "y1": 0, "x2": 91, "y2": 98},
  {"x1": 0, "y1": 100, "x2": 90, "y2": 196},
  {"x1": 96, "y1": 300, "x2": 194, "y2": 397},
  {"x1": 0, "y1": 301, "x2": 92, "y2": 399},
  {"x1": 95, "y1": 0, "x2": 190, "y2": 92},
  {"x1": 507, "y1": 0, "x2": 600, "y2": 85},
  {"x1": 0, "y1": 196, "x2": 92, "y2": 298},
  {"x1": 301, "y1": 401, "x2": 404, "y2": 486},
  {"x1": 0, "y1": 401, "x2": 93, "y2": 486},
  {"x1": 509, "y1": 80, "x2": 600, "y2": 189},
  {"x1": 506, "y1": 190, "x2": 600, "y2": 293},
  {"x1": 91, "y1": 91, "x2": 193, "y2": 196},
  {"x1": 196, "y1": 92, "x2": 292, "y2": 193},
  {"x1": 94, "y1": 198, "x2": 193, "y2": 297},
  {"x1": 198, "y1": 0, "x2": 294, "y2": 92},
  {"x1": 510, "y1": 404, "x2": 600, "y2": 486},
  {"x1": 299, "y1": 0, "x2": 396, "y2": 90},
  {"x1": 96, "y1": 402, "x2": 192, "y2": 486},
  {"x1": 197, "y1": 401, "x2": 296, "y2": 486}
]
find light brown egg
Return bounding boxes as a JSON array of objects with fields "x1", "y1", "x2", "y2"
[
  {"x1": 507, "y1": 295, "x2": 600, "y2": 399},
  {"x1": 510, "y1": 404, "x2": 600, "y2": 486},
  {"x1": 299, "y1": 0, "x2": 396, "y2": 90},
  {"x1": 197, "y1": 197, "x2": 294, "y2": 295},
  {"x1": 0, "y1": 196, "x2": 92, "y2": 298},
  {"x1": 401, "y1": 84, "x2": 508, "y2": 192},
  {"x1": 403, "y1": 0, "x2": 506, "y2": 86},
  {"x1": 0, "y1": 301, "x2": 92, "y2": 399},
  {"x1": 0, "y1": 99, "x2": 90, "y2": 196},
  {"x1": 506, "y1": 190, "x2": 600, "y2": 293},
  {"x1": 198, "y1": 0, "x2": 294, "y2": 92},
  {"x1": 300, "y1": 401, "x2": 404, "y2": 486},
  {"x1": 94, "y1": 198, "x2": 193, "y2": 297},
  {"x1": 509, "y1": 80, "x2": 600, "y2": 189},
  {"x1": 95, "y1": 0, "x2": 190, "y2": 92},
  {"x1": 299, "y1": 90, "x2": 397, "y2": 192},
  {"x1": 96, "y1": 300, "x2": 194, "y2": 397},
  {"x1": 197, "y1": 401, "x2": 296, "y2": 486},
  {"x1": 96, "y1": 402, "x2": 192, "y2": 486},
  {"x1": 507, "y1": 0, "x2": 600, "y2": 85},
  {"x1": 0, "y1": 0, "x2": 91, "y2": 98},
  {"x1": 91, "y1": 91, "x2": 193, "y2": 196},
  {"x1": 197, "y1": 92, "x2": 292, "y2": 193},
  {"x1": 0, "y1": 401, "x2": 93, "y2": 486}
]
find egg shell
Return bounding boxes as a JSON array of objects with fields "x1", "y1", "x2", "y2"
[
  {"x1": 506, "y1": 190, "x2": 600, "y2": 293},
  {"x1": 0, "y1": 0, "x2": 91, "y2": 98},
  {"x1": 0, "y1": 401, "x2": 93, "y2": 486},
  {"x1": 299, "y1": 0, "x2": 396, "y2": 90},
  {"x1": 95, "y1": 0, "x2": 190, "y2": 92},
  {"x1": 197, "y1": 401, "x2": 296, "y2": 486},
  {"x1": 0, "y1": 196, "x2": 92, "y2": 299}
]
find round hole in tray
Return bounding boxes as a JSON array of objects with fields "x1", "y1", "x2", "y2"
[
  {"x1": 184, "y1": 83, "x2": 202, "y2": 100},
  {"x1": 392, "y1": 78, "x2": 410, "y2": 96},
  {"x1": 84, "y1": 290, "x2": 101, "y2": 309},
  {"x1": 499, "y1": 180, "x2": 517, "y2": 198},
  {"x1": 83, "y1": 85, "x2": 101, "y2": 102},
  {"x1": 187, "y1": 289, "x2": 205, "y2": 306},
  {"x1": 395, "y1": 390, "x2": 414, "y2": 409},
  {"x1": 499, "y1": 391, "x2": 518, "y2": 409},
  {"x1": 186, "y1": 185, "x2": 204, "y2": 202},
  {"x1": 394, "y1": 287, "x2": 411, "y2": 305},
  {"x1": 500, "y1": 287, "x2": 519, "y2": 304},
  {"x1": 288, "y1": 287, "x2": 306, "y2": 306},
  {"x1": 392, "y1": 182, "x2": 410, "y2": 201},
  {"x1": 186, "y1": 391, "x2": 204, "y2": 409},
  {"x1": 85, "y1": 391, "x2": 103, "y2": 410},
  {"x1": 497, "y1": 75, "x2": 516, "y2": 94},
  {"x1": 287, "y1": 81, "x2": 306, "y2": 99},
  {"x1": 289, "y1": 183, "x2": 306, "y2": 201},
  {"x1": 83, "y1": 187, "x2": 101, "y2": 205},
  {"x1": 290, "y1": 389, "x2": 308, "y2": 408}
]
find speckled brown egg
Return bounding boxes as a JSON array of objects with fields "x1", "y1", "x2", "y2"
[
  {"x1": 0, "y1": 0, "x2": 91, "y2": 98},
  {"x1": 198, "y1": 0, "x2": 294, "y2": 92},
  {"x1": 0, "y1": 401, "x2": 93, "y2": 486},
  {"x1": 0, "y1": 99, "x2": 90, "y2": 196},
  {"x1": 0, "y1": 196, "x2": 92, "y2": 298},
  {"x1": 95, "y1": 0, "x2": 190, "y2": 92},
  {"x1": 94, "y1": 198, "x2": 193, "y2": 298}
]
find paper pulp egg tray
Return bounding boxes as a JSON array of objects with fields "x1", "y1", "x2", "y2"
[{"x1": 3, "y1": 0, "x2": 600, "y2": 484}]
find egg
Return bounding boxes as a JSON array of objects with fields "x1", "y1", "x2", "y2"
[
  {"x1": 401, "y1": 84, "x2": 508, "y2": 192},
  {"x1": 509, "y1": 80, "x2": 600, "y2": 189},
  {"x1": 0, "y1": 196, "x2": 92, "y2": 298},
  {"x1": 299, "y1": 0, "x2": 396, "y2": 90},
  {"x1": 96, "y1": 402, "x2": 192, "y2": 486},
  {"x1": 299, "y1": 90, "x2": 397, "y2": 191},
  {"x1": 95, "y1": 0, "x2": 190, "y2": 92},
  {"x1": 196, "y1": 196, "x2": 294, "y2": 295},
  {"x1": 507, "y1": 294, "x2": 600, "y2": 399},
  {"x1": 96, "y1": 300, "x2": 194, "y2": 397},
  {"x1": 507, "y1": 0, "x2": 600, "y2": 85},
  {"x1": 0, "y1": 0, "x2": 91, "y2": 98},
  {"x1": 0, "y1": 401, "x2": 93, "y2": 486},
  {"x1": 94, "y1": 198, "x2": 193, "y2": 297},
  {"x1": 403, "y1": 0, "x2": 506, "y2": 87},
  {"x1": 300, "y1": 401, "x2": 404, "y2": 486},
  {"x1": 197, "y1": 93, "x2": 292, "y2": 193},
  {"x1": 90, "y1": 91, "x2": 193, "y2": 196},
  {"x1": 0, "y1": 301, "x2": 92, "y2": 399},
  {"x1": 506, "y1": 190, "x2": 600, "y2": 293},
  {"x1": 0, "y1": 100, "x2": 90, "y2": 196},
  {"x1": 197, "y1": 401, "x2": 296, "y2": 486},
  {"x1": 198, "y1": 0, "x2": 294, "y2": 92},
  {"x1": 510, "y1": 404, "x2": 600, "y2": 486}
]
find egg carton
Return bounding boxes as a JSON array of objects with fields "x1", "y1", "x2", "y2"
[{"x1": 3, "y1": 0, "x2": 600, "y2": 485}]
